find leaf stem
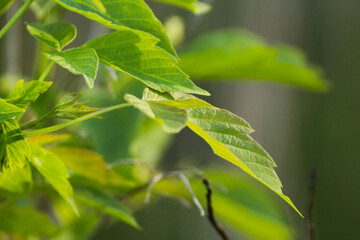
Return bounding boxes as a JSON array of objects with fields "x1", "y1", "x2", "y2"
[
  {"x1": 24, "y1": 103, "x2": 132, "y2": 138},
  {"x1": 38, "y1": 61, "x2": 55, "y2": 82},
  {"x1": 0, "y1": 0, "x2": 34, "y2": 40}
]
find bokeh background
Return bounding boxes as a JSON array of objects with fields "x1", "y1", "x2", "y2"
[{"x1": 1, "y1": 0, "x2": 360, "y2": 239}]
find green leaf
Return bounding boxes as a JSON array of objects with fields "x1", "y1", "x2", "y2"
[
  {"x1": 6, "y1": 80, "x2": 52, "y2": 108},
  {"x1": 0, "y1": 99, "x2": 24, "y2": 122},
  {"x1": 85, "y1": 30, "x2": 209, "y2": 96},
  {"x1": 179, "y1": 29, "x2": 328, "y2": 91},
  {"x1": 52, "y1": 93, "x2": 100, "y2": 120},
  {"x1": 150, "y1": 0, "x2": 211, "y2": 14},
  {"x1": 26, "y1": 22, "x2": 77, "y2": 51},
  {"x1": 75, "y1": 188, "x2": 139, "y2": 228},
  {"x1": 44, "y1": 48, "x2": 99, "y2": 88},
  {"x1": 0, "y1": 163, "x2": 32, "y2": 196},
  {"x1": 54, "y1": 0, "x2": 176, "y2": 57},
  {"x1": 0, "y1": 119, "x2": 31, "y2": 171},
  {"x1": 29, "y1": 143, "x2": 78, "y2": 214},
  {"x1": 0, "y1": 206, "x2": 58, "y2": 236},
  {"x1": 0, "y1": 0, "x2": 14, "y2": 17},
  {"x1": 26, "y1": 133, "x2": 71, "y2": 146},
  {"x1": 125, "y1": 94, "x2": 187, "y2": 133},
  {"x1": 50, "y1": 146, "x2": 136, "y2": 188},
  {"x1": 136, "y1": 89, "x2": 301, "y2": 215}
]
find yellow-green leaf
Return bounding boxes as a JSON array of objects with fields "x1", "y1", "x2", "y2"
[
  {"x1": 29, "y1": 143, "x2": 78, "y2": 214},
  {"x1": 26, "y1": 22, "x2": 77, "y2": 51},
  {"x1": 44, "y1": 48, "x2": 99, "y2": 88},
  {"x1": 84, "y1": 30, "x2": 209, "y2": 96},
  {"x1": 0, "y1": 99, "x2": 24, "y2": 122},
  {"x1": 0, "y1": 163, "x2": 32, "y2": 196},
  {"x1": 150, "y1": 0, "x2": 211, "y2": 14}
]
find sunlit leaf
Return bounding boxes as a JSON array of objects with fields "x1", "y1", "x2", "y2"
[
  {"x1": 0, "y1": 206, "x2": 58, "y2": 236},
  {"x1": 0, "y1": 119, "x2": 31, "y2": 171},
  {"x1": 26, "y1": 134, "x2": 70, "y2": 146},
  {"x1": 0, "y1": 99, "x2": 24, "y2": 122},
  {"x1": 50, "y1": 146, "x2": 136, "y2": 188},
  {"x1": 6, "y1": 80, "x2": 52, "y2": 108},
  {"x1": 85, "y1": 30, "x2": 209, "y2": 96},
  {"x1": 0, "y1": 163, "x2": 32, "y2": 196},
  {"x1": 133, "y1": 88, "x2": 301, "y2": 215},
  {"x1": 125, "y1": 94, "x2": 187, "y2": 133},
  {"x1": 29, "y1": 143, "x2": 78, "y2": 214},
  {"x1": 150, "y1": 0, "x2": 211, "y2": 14},
  {"x1": 75, "y1": 188, "x2": 139, "y2": 228},
  {"x1": 179, "y1": 29, "x2": 328, "y2": 91},
  {"x1": 44, "y1": 48, "x2": 99, "y2": 88},
  {"x1": 0, "y1": 0, "x2": 14, "y2": 17},
  {"x1": 26, "y1": 22, "x2": 77, "y2": 51},
  {"x1": 54, "y1": 0, "x2": 176, "y2": 57}
]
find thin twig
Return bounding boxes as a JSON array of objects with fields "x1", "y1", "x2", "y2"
[
  {"x1": 307, "y1": 165, "x2": 317, "y2": 240},
  {"x1": 203, "y1": 178, "x2": 230, "y2": 240}
]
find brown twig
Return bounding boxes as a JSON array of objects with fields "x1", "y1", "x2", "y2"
[
  {"x1": 202, "y1": 178, "x2": 231, "y2": 240},
  {"x1": 307, "y1": 165, "x2": 317, "y2": 240}
]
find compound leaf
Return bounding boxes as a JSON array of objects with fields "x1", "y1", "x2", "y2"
[
  {"x1": 29, "y1": 143, "x2": 78, "y2": 214},
  {"x1": 54, "y1": 0, "x2": 176, "y2": 57},
  {"x1": 0, "y1": 99, "x2": 24, "y2": 122},
  {"x1": 26, "y1": 22, "x2": 77, "y2": 51},
  {"x1": 180, "y1": 29, "x2": 328, "y2": 91},
  {"x1": 0, "y1": 119, "x2": 31, "y2": 171},
  {"x1": 44, "y1": 48, "x2": 99, "y2": 88},
  {"x1": 85, "y1": 30, "x2": 209, "y2": 96},
  {"x1": 6, "y1": 80, "x2": 52, "y2": 108}
]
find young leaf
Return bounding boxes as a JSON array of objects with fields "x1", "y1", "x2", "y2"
[
  {"x1": 150, "y1": 0, "x2": 211, "y2": 14},
  {"x1": 0, "y1": 163, "x2": 32, "y2": 196},
  {"x1": 44, "y1": 48, "x2": 99, "y2": 88},
  {"x1": 6, "y1": 80, "x2": 52, "y2": 108},
  {"x1": 125, "y1": 94, "x2": 187, "y2": 133},
  {"x1": 54, "y1": 0, "x2": 176, "y2": 57},
  {"x1": 179, "y1": 29, "x2": 328, "y2": 91},
  {"x1": 85, "y1": 30, "x2": 209, "y2": 96},
  {"x1": 0, "y1": 119, "x2": 31, "y2": 171},
  {"x1": 0, "y1": 206, "x2": 58, "y2": 236},
  {"x1": 51, "y1": 93, "x2": 100, "y2": 120},
  {"x1": 26, "y1": 134, "x2": 70, "y2": 146},
  {"x1": 134, "y1": 89, "x2": 301, "y2": 215},
  {"x1": 29, "y1": 143, "x2": 78, "y2": 214},
  {"x1": 0, "y1": 0, "x2": 14, "y2": 17},
  {"x1": 50, "y1": 146, "x2": 136, "y2": 188},
  {"x1": 0, "y1": 99, "x2": 24, "y2": 122},
  {"x1": 75, "y1": 188, "x2": 139, "y2": 228},
  {"x1": 26, "y1": 22, "x2": 77, "y2": 51}
]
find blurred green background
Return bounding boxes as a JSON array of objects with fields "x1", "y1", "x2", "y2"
[{"x1": 1, "y1": 0, "x2": 360, "y2": 239}]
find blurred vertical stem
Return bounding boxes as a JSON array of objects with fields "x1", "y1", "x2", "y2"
[{"x1": 0, "y1": 0, "x2": 34, "y2": 40}]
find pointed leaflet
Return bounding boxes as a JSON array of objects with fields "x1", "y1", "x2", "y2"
[
  {"x1": 0, "y1": 99, "x2": 24, "y2": 122},
  {"x1": 125, "y1": 94, "x2": 187, "y2": 133},
  {"x1": 44, "y1": 48, "x2": 99, "y2": 88},
  {"x1": 0, "y1": 119, "x2": 31, "y2": 171},
  {"x1": 54, "y1": 0, "x2": 176, "y2": 57},
  {"x1": 75, "y1": 188, "x2": 139, "y2": 228},
  {"x1": 131, "y1": 89, "x2": 301, "y2": 215},
  {"x1": 0, "y1": 0, "x2": 14, "y2": 17},
  {"x1": 6, "y1": 80, "x2": 52, "y2": 108},
  {"x1": 0, "y1": 206, "x2": 58, "y2": 236},
  {"x1": 179, "y1": 29, "x2": 328, "y2": 91},
  {"x1": 85, "y1": 30, "x2": 209, "y2": 96},
  {"x1": 150, "y1": 0, "x2": 211, "y2": 14},
  {"x1": 29, "y1": 143, "x2": 78, "y2": 214},
  {"x1": 27, "y1": 22, "x2": 76, "y2": 51}
]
